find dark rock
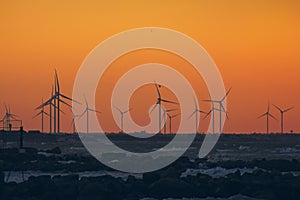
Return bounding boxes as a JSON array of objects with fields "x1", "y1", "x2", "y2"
[
  {"x1": 148, "y1": 178, "x2": 199, "y2": 198},
  {"x1": 143, "y1": 172, "x2": 161, "y2": 184},
  {"x1": 45, "y1": 147, "x2": 61, "y2": 154}
]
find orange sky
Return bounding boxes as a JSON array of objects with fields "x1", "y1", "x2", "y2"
[{"x1": 0, "y1": 0, "x2": 299, "y2": 133}]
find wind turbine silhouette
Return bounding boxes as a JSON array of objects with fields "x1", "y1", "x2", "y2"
[
  {"x1": 204, "y1": 103, "x2": 229, "y2": 134},
  {"x1": 78, "y1": 96, "x2": 101, "y2": 134},
  {"x1": 273, "y1": 104, "x2": 293, "y2": 134},
  {"x1": 189, "y1": 97, "x2": 207, "y2": 134},
  {"x1": 162, "y1": 108, "x2": 177, "y2": 134},
  {"x1": 257, "y1": 102, "x2": 276, "y2": 134},
  {"x1": 33, "y1": 99, "x2": 49, "y2": 133},
  {"x1": 70, "y1": 112, "x2": 80, "y2": 134},
  {"x1": 114, "y1": 106, "x2": 132, "y2": 133},
  {"x1": 204, "y1": 88, "x2": 231, "y2": 134},
  {"x1": 53, "y1": 70, "x2": 81, "y2": 133},
  {"x1": 37, "y1": 70, "x2": 80, "y2": 133},
  {"x1": 35, "y1": 86, "x2": 64, "y2": 134},
  {"x1": 167, "y1": 113, "x2": 180, "y2": 134},
  {"x1": 1, "y1": 104, "x2": 19, "y2": 131},
  {"x1": 150, "y1": 81, "x2": 178, "y2": 134}
]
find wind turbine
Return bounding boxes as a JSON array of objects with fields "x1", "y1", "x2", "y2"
[
  {"x1": 54, "y1": 70, "x2": 81, "y2": 133},
  {"x1": 257, "y1": 102, "x2": 276, "y2": 134},
  {"x1": 70, "y1": 112, "x2": 80, "y2": 134},
  {"x1": 150, "y1": 81, "x2": 178, "y2": 134},
  {"x1": 162, "y1": 108, "x2": 177, "y2": 134},
  {"x1": 204, "y1": 88, "x2": 231, "y2": 134},
  {"x1": 36, "y1": 70, "x2": 80, "y2": 133},
  {"x1": 1, "y1": 104, "x2": 19, "y2": 131},
  {"x1": 204, "y1": 104, "x2": 229, "y2": 134},
  {"x1": 114, "y1": 107, "x2": 132, "y2": 133},
  {"x1": 188, "y1": 97, "x2": 207, "y2": 134},
  {"x1": 167, "y1": 113, "x2": 180, "y2": 134},
  {"x1": 273, "y1": 104, "x2": 293, "y2": 134},
  {"x1": 33, "y1": 99, "x2": 49, "y2": 133},
  {"x1": 79, "y1": 96, "x2": 101, "y2": 134},
  {"x1": 35, "y1": 87, "x2": 64, "y2": 134}
]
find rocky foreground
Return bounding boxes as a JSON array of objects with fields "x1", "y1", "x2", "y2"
[{"x1": 1, "y1": 132, "x2": 300, "y2": 199}]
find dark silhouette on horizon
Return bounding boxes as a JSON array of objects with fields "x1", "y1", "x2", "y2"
[
  {"x1": 114, "y1": 106, "x2": 132, "y2": 133},
  {"x1": 273, "y1": 104, "x2": 294, "y2": 134},
  {"x1": 35, "y1": 70, "x2": 80, "y2": 134},
  {"x1": 150, "y1": 81, "x2": 178, "y2": 134},
  {"x1": 203, "y1": 88, "x2": 231, "y2": 134},
  {"x1": 189, "y1": 96, "x2": 207, "y2": 134},
  {"x1": 78, "y1": 95, "x2": 101, "y2": 134},
  {"x1": 257, "y1": 102, "x2": 276, "y2": 134}
]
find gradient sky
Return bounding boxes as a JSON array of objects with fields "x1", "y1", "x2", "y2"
[{"x1": 0, "y1": 0, "x2": 299, "y2": 133}]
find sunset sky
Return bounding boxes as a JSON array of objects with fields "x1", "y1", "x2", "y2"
[{"x1": 0, "y1": 0, "x2": 299, "y2": 133}]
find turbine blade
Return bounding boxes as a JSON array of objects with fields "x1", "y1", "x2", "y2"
[
  {"x1": 220, "y1": 103, "x2": 226, "y2": 112},
  {"x1": 114, "y1": 106, "x2": 122, "y2": 113},
  {"x1": 32, "y1": 112, "x2": 41, "y2": 119},
  {"x1": 283, "y1": 107, "x2": 294, "y2": 113},
  {"x1": 188, "y1": 110, "x2": 196, "y2": 119},
  {"x1": 84, "y1": 95, "x2": 88, "y2": 106},
  {"x1": 225, "y1": 112, "x2": 229, "y2": 120},
  {"x1": 48, "y1": 102, "x2": 65, "y2": 114},
  {"x1": 55, "y1": 69, "x2": 60, "y2": 91},
  {"x1": 221, "y1": 87, "x2": 232, "y2": 101},
  {"x1": 88, "y1": 108, "x2": 101, "y2": 114},
  {"x1": 43, "y1": 111, "x2": 50, "y2": 117},
  {"x1": 257, "y1": 113, "x2": 267, "y2": 119},
  {"x1": 166, "y1": 108, "x2": 177, "y2": 112},
  {"x1": 269, "y1": 113, "x2": 277, "y2": 120},
  {"x1": 161, "y1": 99, "x2": 178, "y2": 104},
  {"x1": 203, "y1": 110, "x2": 212, "y2": 120},
  {"x1": 61, "y1": 93, "x2": 81, "y2": 104},
  {"x1": 78, "y1": 110, "x2": 87, "y2": 119},
  {"x1": 272, "y1": 104, "x2": 282, "y2": 112},
  {"x1": 10, "y1": 114, "x2": 19, "y2": 118},
  {"x1": 193, "y1": 96, "x2": 197, "y2": 109},
  {"x1": 124, "y1": 108, "x2": 132, "y2": 114},
  {"x1": 10, "y1": 116, "x2": 18, "y2": 120},
  {"x1": 150, "y1": 104, "x2": 158, "y2": 113},
  {"x1": 59, "y1": 98, "x2": 72, "y2": 108},
  {"x1": 154, "y1": 81, "x2": 161, "y2": 98},
  {"x1": 35, "y1": 97, "x2": 53, "y2": 110},
  {"x1": 198, "y1": 110, "x2": 207, "y2": 114},
  {"x1": 172, "y1": 113, "x2": 181, "y2": 118}
]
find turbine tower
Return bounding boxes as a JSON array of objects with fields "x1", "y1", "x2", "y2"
[
  {"x1": 54, "y1": 70, "x2": 80, "y2": 133},
  {"x1": 150, "y1": 81, "x2": 178, "y2": 134},
  {"x1": 35, "y1": 86, "x2": 64, "y2": 134},
  {"x1": 70, "y1": 112, "x2": 80, "y2": 134},
  {"x1": 36, "y1": 70, "x2": 80, "y2": 133},
  {"x1": 189, "y1": 97, "x2": 207, "y2": 134},
  {"x1": 167, "y1": 113, "x2": 180, "y2": 134},
  {"x1": 273, "y1": 104, "x2": 293, "y2": 134},
  {"x1": 204, "y1": 104, "x2": 228, "y2": 134},
  {"x1": 114, "y1": 106, "x2": 132, "y2": 133},
  {"x1": 1, "y1": 104, "x2": 19, "y2": 131},
  {"x1": 204, "y1": 88, "x2": 231, "y2": 134},
  {"x1": 78, "y1": 96, "x2": 101, "y2": 134},
  {"x1": 257, "y1": 102, "x2": 276, "y2": 134},
  {"x1": 33, "y1": 99, "x2": 49, "y2": 133},
  {"x1": 162, "y1": 108, "x2": 177, "y2": 134}
]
